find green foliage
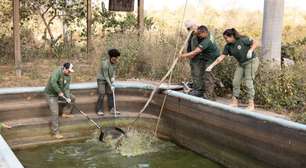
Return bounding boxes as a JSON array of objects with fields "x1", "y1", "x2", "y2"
[
  {"x1": 104, "y1": 33, "x2": 140, "y2": 78},
  {"x1": 1, "y1": 1, "x2": 306, "y2": 124},
  {"x1": 281, "y1": 37, "x2": 306, "y2": 62},
  {"x1": 92, "y1": 3, "x2": 155, "y2": 33},
  {"x1": 255, "y1": 63, "x2": 306, "y2": 111},
  {"x1": 103, "y1": 31, "x2": 182, "y2": 80}
]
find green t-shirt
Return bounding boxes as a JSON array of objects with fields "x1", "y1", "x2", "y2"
[
  {"x1": 45, "y1": 67, "x2": 71, "y2": 97},
  {"x1": 222, "y1": 36, "x2": 256, "y2": 64},
  {"x1": 196, "y1": 33, "x2": 220, "y2": 64},
  {"x1": 97, "y1": 58, "x2": 117, "y2": 86}
]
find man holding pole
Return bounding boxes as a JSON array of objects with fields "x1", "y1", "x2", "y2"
[
  {"x1": 96, "y1": 49, "x2": 120, "y2": 116},
  {"x1": 180, "y1": 25, "x2": 220, "y2": 99}
]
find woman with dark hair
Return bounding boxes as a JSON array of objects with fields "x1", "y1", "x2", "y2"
[{"x1": 206, "y1": 28, "x2": 259, "y2": 110}]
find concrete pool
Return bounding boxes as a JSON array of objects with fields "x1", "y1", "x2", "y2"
[
  {"x1": 0, "y1": 81, "x2": 306, "y2": 168},
  {"x1": 14, "y1": 130, "x2": 224, "y2": 168}
]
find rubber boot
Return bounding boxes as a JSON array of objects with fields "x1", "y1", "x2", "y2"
[
  {"x1": 229, "y1": 97, "x2": 238, "y2": 107},
  {"x1": 96, "y1": 94, "x2": 104, "y2": 116},
  {"x1": 246, "y1": 100, "x2": 255, "y2": 111}
]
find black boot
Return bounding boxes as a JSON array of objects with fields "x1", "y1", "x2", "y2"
[
  {"x1": 96, "y1": 94, "x2": 104, "y2": 116},
  {"x1": 189, "y1": 90, "x2": 203, "y2": 97}
]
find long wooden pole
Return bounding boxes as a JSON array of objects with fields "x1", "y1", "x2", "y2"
[{"x1": 128, "y1": 31, "x2": 192, "y2": 129}]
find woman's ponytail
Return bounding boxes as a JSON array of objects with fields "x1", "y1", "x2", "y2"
[{"x1": 223, "y1": 28, "x2": 241, "y2": 39}]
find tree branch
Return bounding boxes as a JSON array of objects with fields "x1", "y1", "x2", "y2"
[{"x1": 42, "y1": 6, "x2": 51, "y2": 16}]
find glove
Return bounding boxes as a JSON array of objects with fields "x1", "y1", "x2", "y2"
[
  {"x1": 247, "y1": 50, "x2": 253, "y2": 59},
  {"x1": 205, "y1": 66, "x2": 213, "y2": 72},
  {"x1": 111, "y1": 77, "x2": 115, "y2": 82},
  {"x1": 66, "y1": 98, "x2": 72, "y2": 104},
  {"x1": 111, "y1": 85, "x2": 115, "y2": 91}
]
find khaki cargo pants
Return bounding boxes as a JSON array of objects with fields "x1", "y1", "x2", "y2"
[
  {"x1": 190, "y1": 58, "x2": 206, "y2": 97},
  {"x1": 46, "y1": 94, "x2": 76, "y2": 134},
  {"x1": 96, "y1": 80, "x2": 114, "y2": 112},
  {"x1": 232, "y1": 57, "x2": 259, "y2": 100},
  {"x1": 190, "y1": 58, "x2": 218, "y2": 99}
]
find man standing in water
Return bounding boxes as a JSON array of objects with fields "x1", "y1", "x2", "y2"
[
  {"x1": 96, "y1": 48, "x2": 120, "y2": 116},
  {"x1": 45, "y1": 63, "x2": 76, "y2": 139},
  {"x1": 180, "y1": 25, "x2": 220, "y2": 99}
]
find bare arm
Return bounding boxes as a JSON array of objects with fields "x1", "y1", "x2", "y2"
[
  {"x1": 180, "y1": 47, "x2": 202, "y2": 59},
  {"x1": 250, "y1": 40, "x2": 257, "y2": 51},
  {"x1": 205, "y1": 54, "x2": 226, "y2": 71}
]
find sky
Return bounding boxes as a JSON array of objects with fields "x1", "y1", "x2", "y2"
[{"x1": 143, "y1": 0, "x2": 306, "y2": 11}]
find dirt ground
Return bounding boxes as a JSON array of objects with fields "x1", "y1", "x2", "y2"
[{"x1": 0, "y1": 59, "x2": 98, "y2": 88}]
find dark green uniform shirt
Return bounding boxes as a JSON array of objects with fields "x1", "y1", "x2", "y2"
[
  {"x1": 222, "y1": 36, "x2": 256, "y2": 64},
  {"x1": 187, "y1": 32, "x2": 200, "y2": 53},
  {"x1": 97, "y1": 58, "x2": 117, "y2": 86},
  {"x1": 45, "y1": 67, "x2": 71, "y2": 97},
  {"x1": 196, "y1": 33, "x2": 220, "y2": 64}
]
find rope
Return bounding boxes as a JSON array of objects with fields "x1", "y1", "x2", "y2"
[
  {"x1": 127, "y1": 0, "x2": 190, "y2": 131},
  {"x1": 154, "y1": 0, "x2": 189, "y2": 136}
]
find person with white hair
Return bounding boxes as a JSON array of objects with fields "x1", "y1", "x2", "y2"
[
  {"x1": 184, "y1": 20, "x2": 199, "y2": 53},
  {"x1": 183, "y1": 20, "x2": 205, "y2": 97}
]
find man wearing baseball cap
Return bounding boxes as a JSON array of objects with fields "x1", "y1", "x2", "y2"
[{"x1": 45, "y1": 62, "x2": 76, "y2": 139}]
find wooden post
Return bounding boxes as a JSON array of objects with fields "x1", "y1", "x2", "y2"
[
  {"x1": 13, "y1": 0, "x2": 21, "y2": 77},
  {"x1": 87, "y1": 0, "x2": 92, "y2": 56},
  {"x1": 261, "y1": 0, "x2": 284, "y2": 67},
  {"x1": 137, "y1": 0, "x2": 144, "y2": 35}
]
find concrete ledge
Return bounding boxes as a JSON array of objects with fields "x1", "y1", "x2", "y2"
[
  {"x1": 164, "y1": 90, "x2": 306, "y2": 131},
  {"x1": 1, "y1": 81, "x2": 306, "y2": 168},
  {"x1": 0, "y1": 81, "x2": 183, "y2": 95},
  {"x1": 0, "y1": 135, "x2": 23, "y2": 168}
]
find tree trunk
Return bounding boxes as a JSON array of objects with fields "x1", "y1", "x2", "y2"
[
  {"x1": 63, "y1": 0, "x2": 70, "y2": 58},
  {"x1": 13, "y1": 0, "x2": 21, "y2": 78},
  {"x1": 87, "y1": 0, "x2": 92, "y2": 57},
  {"x1": 137, "y1": 0, "x2": 144, "y2": 36},
  {"x1": 261, "y1": 0, "x2": 285, "y2": 67}
]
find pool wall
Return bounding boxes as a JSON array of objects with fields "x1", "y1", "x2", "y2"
[
  {"x1": 0, "y1": 135, "x2": 23, "y2": 168},
  {"x1": 0, "y1": 81, "x2": 306, "y2": 168}
]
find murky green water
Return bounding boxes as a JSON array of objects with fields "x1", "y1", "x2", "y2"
[{"x1": 15, "y1": 130, "x2": 224, "y2": 168}]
